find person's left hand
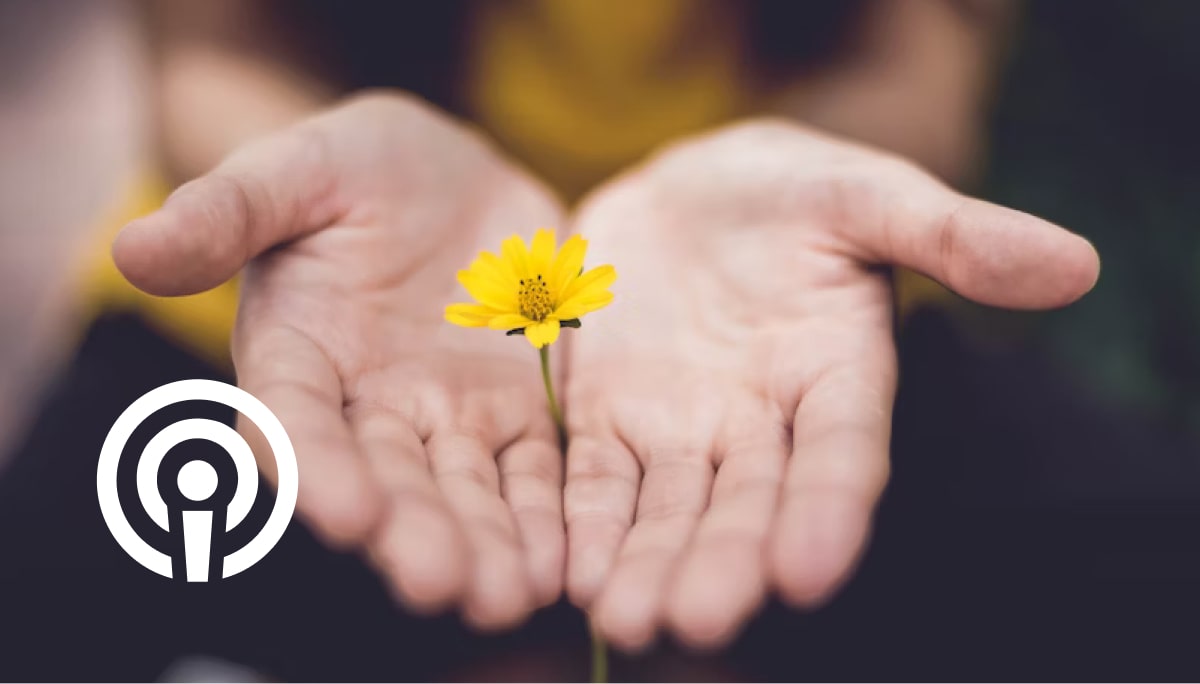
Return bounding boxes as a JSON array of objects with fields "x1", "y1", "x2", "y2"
[{"x1": 561, "y1": 119, "x2": 1100, "y2": 650}]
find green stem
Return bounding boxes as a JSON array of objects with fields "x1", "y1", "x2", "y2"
[
  {"x1": 539, "y1": 346, "x2": 567, "y2": 448},
  {"x1": 590, "y1": 618, "x2": 609, "y2": 683},
  {"x1": 536, "y1": 345, "x2": 606, "y2": 683}
]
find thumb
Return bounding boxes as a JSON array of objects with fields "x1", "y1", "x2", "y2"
[
  {"x1": 112, "y1": 125, "x2": 340, "y2": 296},
  {"x1": 854, "y1": 171, "x2": 1100, "y2": 310}
]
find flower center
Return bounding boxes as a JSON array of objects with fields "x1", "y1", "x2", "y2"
[{"x1": 518, "y1": 274, "x2": 554, "y2": 321}]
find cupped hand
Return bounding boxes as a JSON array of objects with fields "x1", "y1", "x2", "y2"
[
  {"x1": 562, "y1": 119, "x2": 1100, "y2": 650},
  {"x1": 113, "y1": 93, "x2": 567, "y2": 629}
]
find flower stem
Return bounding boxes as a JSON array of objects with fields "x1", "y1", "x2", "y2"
[
  {"x1": 590, "y1": 618, "x2": 608, "y2": 683},
  {"x1": 539, "y1": 346, "x2": 566, "y2": 448},
  {"x1": 536, "y1": 345, "x2": 606, "y2": 682}
]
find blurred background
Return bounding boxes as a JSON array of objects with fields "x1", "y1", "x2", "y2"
[{"x1": 0, "y1": 0, "x2": 1198, "y2": 680}]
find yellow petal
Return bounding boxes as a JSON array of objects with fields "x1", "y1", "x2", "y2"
[
  {"x1": 523, "y1": 319, "x2": 561, "y2": 348},
  {"x1": 487, "y1": 313, "x2": 534, "y2": 330},
  {"x1": 457, "y1": 269, "x2": 518, "y2": 311},
  {"x1": 529, "y1": 228, "x2": 556, "y2": 275},
  {"x1": 445, "y1": 302, "x2": 498, "y2": 328},
  {"x1": 562, "y1": 264, "x2": 616, "y2": 301},
  {"x1": 471, "y1": 250, "x2": 517, "y2": 288},
  {"x1": 550, "y1": 234, "x2": 587, "y2": 297},
  {"x1": 501, "y1": 234, "x2": 532, "y2": 281},
  {"x1": 553, "y1": 290, "x2": 613, "y2": 320}
]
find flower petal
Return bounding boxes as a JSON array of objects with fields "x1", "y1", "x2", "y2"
[
  {"x1": 445, "y1": 302, "x2": 499, "y2": 327},
  {"x1": 529, "y1": 228, "x2": 557, "y2": 275},
  {"x1": 487, "y1": 313, "x2": 534, "y2": 330},
  {"x1": 550, "y1": 234, "x2": 587, "y2": 298},
  {"x1": 553, "y1": 290, "x2": 613, "y2": 320},
  {"x1": 562, "y1": 264, "x2": 616, "y2": 301},
  {"x1": 458, "y1": 269, "x2": 518, "y2": 311},
  {"x1": 471, "y1": 250, "x2": 517, "y2": 288},
  {"x1": 523, "y1": 319, "x2": 561, "y2": 348},
  {"x1": 501, "y1": 234, "x2": 532, "y2": 281}
]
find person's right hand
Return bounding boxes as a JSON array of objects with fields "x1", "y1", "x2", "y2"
[{"x1": 113, "y1": 92, "x2": 567, "y2": 629}]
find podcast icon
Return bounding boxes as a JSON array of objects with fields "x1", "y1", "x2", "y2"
[{"x1": 97, "y1": 379, "x2": 298, "y2": 581}]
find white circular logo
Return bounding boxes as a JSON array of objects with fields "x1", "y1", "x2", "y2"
[{"x1": 97, "y1": 379, "x2": 298, "y2": 581}]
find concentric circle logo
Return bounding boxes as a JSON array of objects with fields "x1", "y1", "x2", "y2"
[{"x1": 97, "y1": 379, "x2": 297, "y2": 581}]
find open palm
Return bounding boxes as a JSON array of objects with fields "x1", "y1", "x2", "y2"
[
  {"x1": 562, "y1": 120, "x2": 1100, "y2": 649},
  {"x1": 114, "y1": 93, "x2": 567, "y2": 629}
]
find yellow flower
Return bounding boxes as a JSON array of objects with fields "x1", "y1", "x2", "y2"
[{"x1": 445, "y1": 228, "x2": 616, "y2": 348}]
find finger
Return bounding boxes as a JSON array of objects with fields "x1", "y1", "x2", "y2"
[
  {"x1": 233, "y1": 324, "x2": 383, "y2": 549},
  {"x1": 593, "y1": 447, "x2": 713, "y2": 652},
  {"x1": 564, "y1": 434, "x2": 640, "y2": 607},
  {"x1": 498, "y1": 435, "x2": 565, "y2": 607},
  {"x1": 665, "y1": 423, "x2": 788, "y2": 649},
  {"x1": 427, "y1": 431, "x2": 537, "y2": 631},
  {"x1": 851, "y1": 170, "x2": 1100, "y2": 309},
  {"x1": 113, "y1": 122, "x2": 340, "y2": 296},
  {"x1": 349, "y1": 407, "x2": 471, "y2": 614},
  {"x1": 769, "y1": 354, "x2": 896, "y2": 608}
]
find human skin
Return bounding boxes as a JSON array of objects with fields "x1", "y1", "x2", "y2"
[
  {"x1": 115, "y1": 93, "x2": 570, "y2": 630},
  {"x1": 114, "y1": 92, "x2": 1099, "y2": 646},
  {"x1": 107, "y1": 0, "x2": 1087, "y2": 646},
  {"x1": 561, "y1": 119, "x2": 1098, "y2": 650}
]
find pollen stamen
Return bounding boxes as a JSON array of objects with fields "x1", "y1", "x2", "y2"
[{"x1": 518, "y1": 273, "x2": 554, "y2": 321}]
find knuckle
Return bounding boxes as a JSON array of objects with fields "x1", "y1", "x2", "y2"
[
  {"x1": 204, "y1": 171, "x2": 268, "y2": 262},
  {"x1": 937, "y1": 198, "x2": 973, "y2": 282},
  {"x1": 502, "y1": 451, "x2": 562, "y2": 488}
]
